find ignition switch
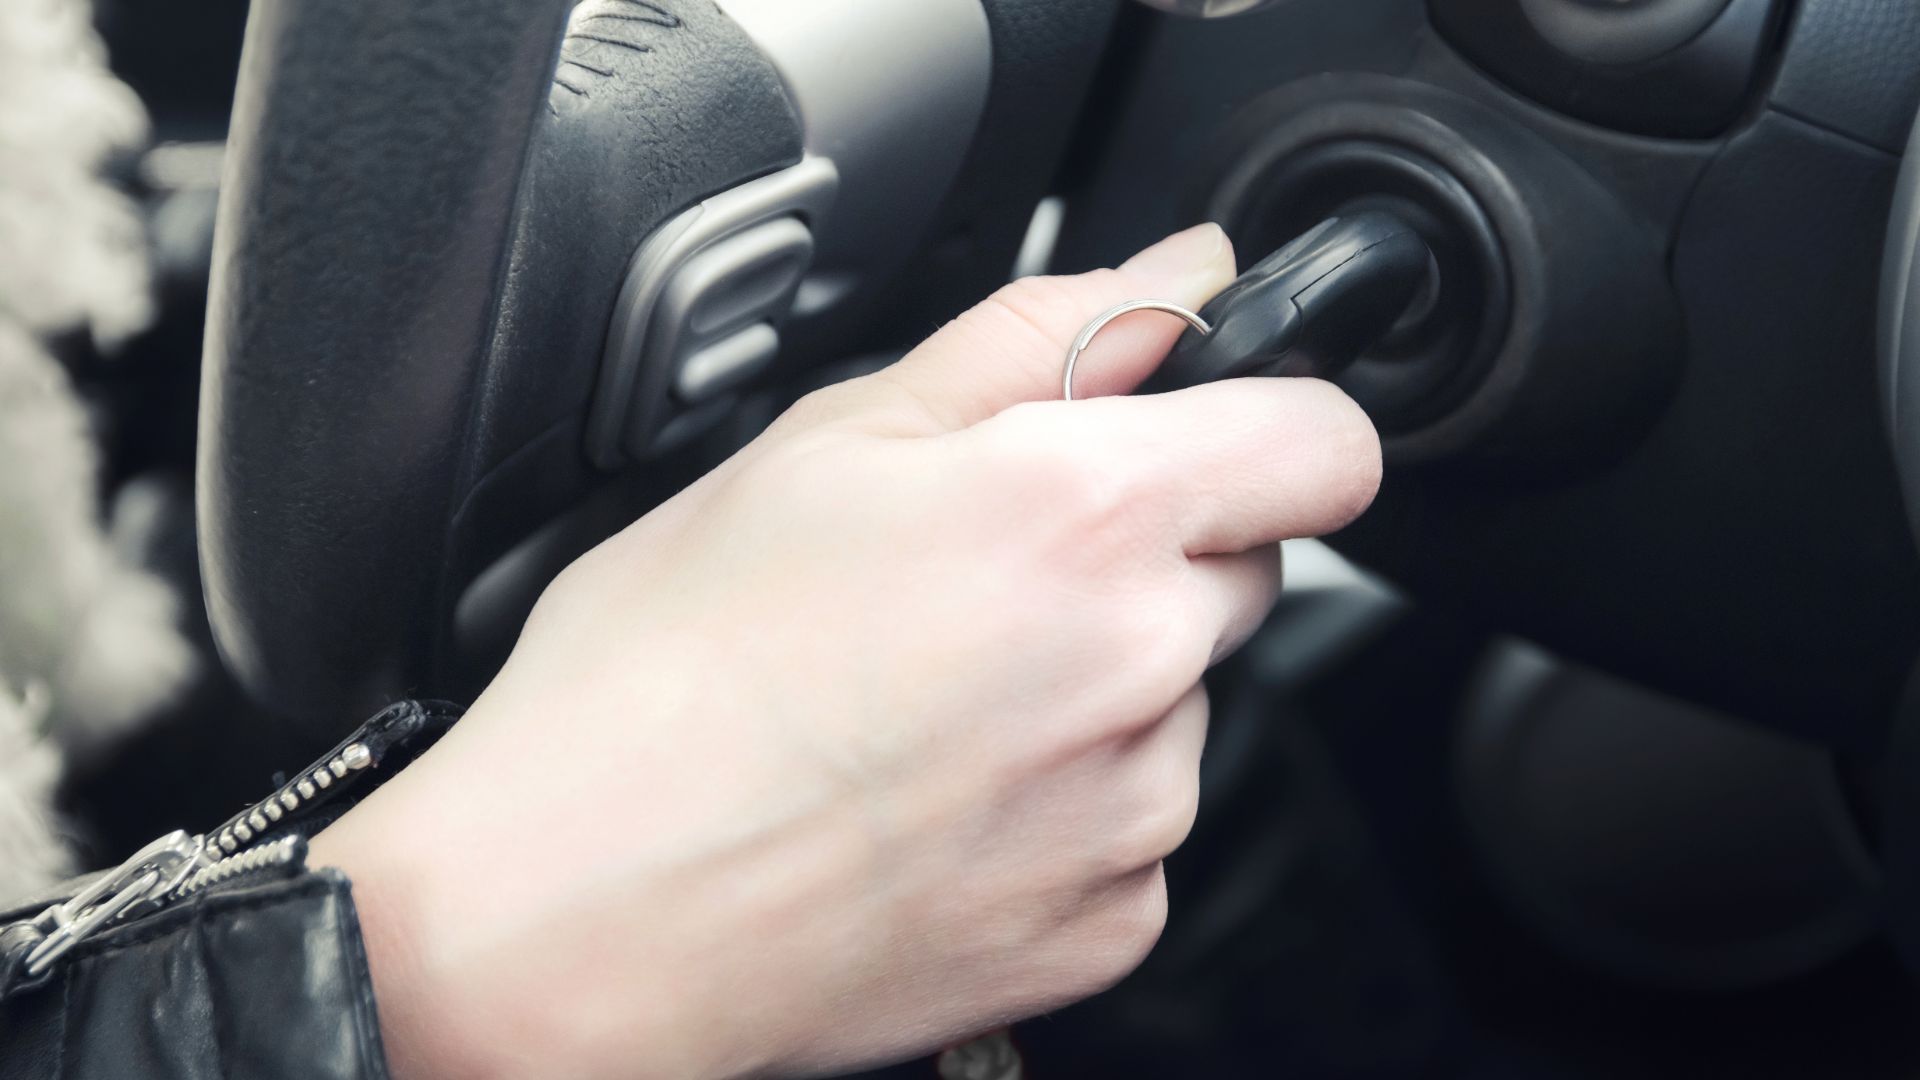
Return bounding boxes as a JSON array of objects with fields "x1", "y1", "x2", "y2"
[{"x1": 1200, "y1": 74, "x2": 1684, "y2": 466}]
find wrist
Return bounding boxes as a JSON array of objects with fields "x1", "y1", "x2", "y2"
[
  {"x1": 309, "y1": 770, "x2": 479, "y2": 1079},
  {"x1": 308, "y1": 696, "x2": 762, "y2": 1080}
]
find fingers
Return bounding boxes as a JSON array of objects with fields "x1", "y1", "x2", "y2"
[
  {"x1": 1066, "y1": 862, "x2": 1171, "y2": 1001},
  {"x1": 863, "y1": 224, "x2": 1238, "y2": 434},
  {"x1": 1062, "y1": 685, "x2": 1209, "y2": 996},
  {"x1": 1131, "y1": 683, "x2": 1210, "y2": 830},
  {"x1": 1188, "y1": 544, "x2": 1284, "y2": 665},
  {"x1": 1103, "y1": 684, "x2": 1209, "y2": 873},
  {"x1": 980, "y1": 376, "x2": 1382, "y2": 555}
]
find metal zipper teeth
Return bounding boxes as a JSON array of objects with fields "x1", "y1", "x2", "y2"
[
  {"x1": 170, "y1": 835, "x2": 303, "y2": 901},
  {"x1": 211, "y1": 741, "x2": 373, "y2": 856},
  {"x1": 8, "y1": 739, "x2": 378, "y2": 975}
]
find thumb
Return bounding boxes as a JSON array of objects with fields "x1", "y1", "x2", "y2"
[{"x1": 864, "y1": 224, "x2": 1237, "y2": 434}]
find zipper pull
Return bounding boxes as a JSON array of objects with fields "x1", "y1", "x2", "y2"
[
  {"x1": 4, "y1": 700, "x2": 463, "y2": 989},
  {"x1": 20, "y1": 830, "x2": 210, "y2": 978}
]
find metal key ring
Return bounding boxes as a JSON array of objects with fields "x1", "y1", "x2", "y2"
[{"x1": 1061, "y1": 299, "x2": 1212, "y2": 401}]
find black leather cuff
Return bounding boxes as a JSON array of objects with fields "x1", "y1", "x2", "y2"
[{"x1": 0, "y1": 700, "x2": 461, "y2": 1080}]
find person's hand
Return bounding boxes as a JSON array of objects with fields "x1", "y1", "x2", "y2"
[{"x1": 309, "y1": 224, "x2": 1381, "y2": 1080}]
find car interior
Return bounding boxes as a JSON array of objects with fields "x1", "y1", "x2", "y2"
[{"x1": 46, "y1": 0, "x2": 1920, "y2": 1075}]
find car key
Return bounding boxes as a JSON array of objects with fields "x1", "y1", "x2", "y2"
[{"x1": 1138, "y1": 208, "x2": 1435, "y2": 394}]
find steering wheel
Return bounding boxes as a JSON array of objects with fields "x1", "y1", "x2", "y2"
[{"x1": 198, "y1": 0, "x2": 1122, "y2": 736}]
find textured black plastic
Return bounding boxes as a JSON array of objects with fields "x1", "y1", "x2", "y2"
[
  {"x1": 1885, "y1": 664, "x2": 1920, "y2": 979},
  {"x1": 1340, "y1": 114, "x2": 1920, "y2": 745},
  {"x1": 1458, "y1": 649, "x2": 1877, "y2": 990},
  {"x1": 1771, "y1": 0, "x2": 1920, "y2": 154},
  {"x1": 199, "y1": 0, "x2": 802, "y2": 727},
  {"x1": 1430, "y1": 0, "x2": 1781, "y2": 138}
]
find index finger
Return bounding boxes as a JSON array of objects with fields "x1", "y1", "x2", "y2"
[
  {"x1": 869, "y1": 224, "x2": 1238, "y2": 434},
  {"x1": 977, "y1": 376, "x2": 1384, "y2": 555}
]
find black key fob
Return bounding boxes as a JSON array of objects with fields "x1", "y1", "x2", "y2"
[{"x1": 1141, "y1": 209, "x2": 1433, "y2": 394}]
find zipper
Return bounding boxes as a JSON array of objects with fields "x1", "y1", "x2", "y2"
[
  {"x1": 11, "y1": 738, "x2": 376, "y2": 981},
  {"x1": 171, "y1": 835, "x2": 305, "y2": 902},
  {"x1": 205, "y1": 739, "x2": 374, "y2": 857},
  {"x1": 5, "y1": 700, "x2": 459, "y2": 987}
]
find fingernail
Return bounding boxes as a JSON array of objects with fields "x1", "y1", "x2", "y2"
[{"x1": 1121, "y1": 222, "x2": 1231, "y2": 284}]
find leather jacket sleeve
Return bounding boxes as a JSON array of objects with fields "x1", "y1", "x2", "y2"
[{"x1": 0, "y1": 701, "x2": 461, "y2": 1080}]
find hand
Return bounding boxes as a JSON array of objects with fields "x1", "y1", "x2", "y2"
[{"x1": 310, "y1": 224, "x2": 1381, "y2": 1079}]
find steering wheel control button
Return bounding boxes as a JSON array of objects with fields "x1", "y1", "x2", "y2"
[
  {"x1": 671, "y1": 218, "x2": 816, "y2": 340},
  {"x1": 587, "y1": 158, "x2": 839, "y2": 467},
  {"x1": 645, "y1": 217, "x2": 813, "y2": 412},
  {"x1": 676, "y1": 323, "x2": 781, "y2": 404},
  {"x1": 649, "y1": 397, "x2": 738, "y2": 457}
]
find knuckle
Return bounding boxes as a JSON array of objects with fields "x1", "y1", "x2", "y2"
[
  {"x1": 962, "y1": 290, "x2": 1065, "y2": 361},
  {"x1": 1087, "y1": 595, "x2": 1187, "y2": 685},
  {"x1": 1115, "y1": 602, "x2": 1212, "y2": 699},
  {"x1": 961, "y1": 269, "x2": 1135, "y2": 369},
  {"x1": 1126, "y1": 872, "x2": 1172, "y2": 954},
  {"x1": 992, "y1": 274, "x2": 1075, "y2": 315},
  {"x1": 1057, "y1": 608, "x2": 1204, "y2": 729},
  {"x1": 1116, "y1": 789, "x2": 1200, "y2": 871},
  {"x1": 1046, "y1": 445, "x2": 1168, "y2": 551},
  {"x1": 1080, "y1": 875, "x2": 1169, "y2": 995},
  {"x1": 976, "y1": 274, "x2": 1106, "y2": 350},
  {"x1": 986, "y1": 413, "x2": 1163, "y2": 559},
  {"x1": 989, "y1": 401, "x2": 1084, "y2": 479},
  {"x1": 1109, "y1": 736, "x2": 1205, "y2": 868},
  {"x1": 1062, "y1": 457, "x2": 1150, "y2": 538}
]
